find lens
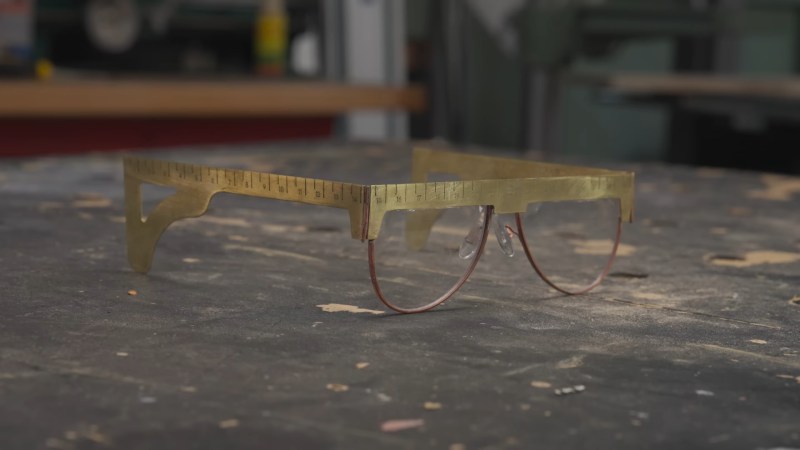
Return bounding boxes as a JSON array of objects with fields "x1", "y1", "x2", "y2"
[
  {"x1": 516, "y1": 199, "x2": 621, "y2": 294},
  {"x1": 368, "y1": 206, "x2": 491, "y2": 313}
]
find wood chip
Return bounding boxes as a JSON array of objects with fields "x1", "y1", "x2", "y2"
[
  {"x1": 631, "y1": 292, "x2": 668, "y2": 301},
  {"x1": 326, "y1": 383, "x2": 349, "y2": 393},
  {"x1": 38, "y1": 201, "x2": 64, "y2": 212},
  {"x1": 356, "y1": 362, "x2": 370, "y2": 369},
  {"x1": 572, "y1": 240, "x2": 636, "y2": 256},
  {"x1": 530, "y1": 381, "x2": 552, "y2": 389},
  {"x1": 747, "y1": 174, "x2": 800, "y2": 201},
  {"x1": 72, "y1": 199, "x2": 112, "y2": 208},
  {"x1": 44, "y1": 438, "x2": 64, "y2": 448},
  {"x1": 555, "y1": 385, "x2": 585, "y2": 396},
  {"x1": 115, "y1": 352, "x2": 128, "y2": 357},
  {"x1": 316, "y1": 304, "x2": 384, "y2": 315},
  {"x1": 380, "y1": 419, "x2": 424, "y2": 432},
  {"x1": 219, "y1": 419, "x2": 239, "y2": 429},
  {"x1": 423, "y1": 401, "x2": 442, "y2": 411},
  {"x1": 127, "y1": 290, "x2": 137, "y2": 296},
  {"x1": 555, "y1": 355, "x2": 584, "y2": 369},
  {"x1": 728, "y1": 207, "x2": 753, "y2": 217},
  {"x1": 749, "y1": 339, "x2": 767, "y2": 345},
  {"x1": 709, "y1": 251, "x2": 800, "y2": 268},
  {"x1": 198, "y1": 216, "x2": 251, "y2": 228},
  {"x1": 776, "y1": 374, "x2": 800, "y2": 384}
]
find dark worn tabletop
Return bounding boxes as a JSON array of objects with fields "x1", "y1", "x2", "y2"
[{"x1": 1, "y1": 141, "x2": 799, "y2": 450}]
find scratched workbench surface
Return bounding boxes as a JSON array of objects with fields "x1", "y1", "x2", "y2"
[{"x1": 0, "y1": 141, "x2": 798, "y2": 450}]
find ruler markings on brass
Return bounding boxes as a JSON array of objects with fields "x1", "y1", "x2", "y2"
[
  {"x1": 123, "y1": 157, "x2": 530, "y2": 214},
  {"x1": 125, "y1": 157, "x2": 369, "y2": 209}
]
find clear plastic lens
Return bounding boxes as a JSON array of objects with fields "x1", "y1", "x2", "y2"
[
  {"x1": 459, "y1": 206, "x2": 487, "y2": 260},
  {"x1": 371, "y1": 206, "x2": 488, "y2": 312},
  {"x1": 493, "y1": 213, "x2": 516, "y2": 257},
  {"x1": 517, "y1": 199, "x2": 620, "y2": 293}
]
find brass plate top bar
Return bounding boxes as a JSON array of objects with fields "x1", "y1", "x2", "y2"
[{"x1": 123, "y1": 148, "x2": 634, "y2": 270}]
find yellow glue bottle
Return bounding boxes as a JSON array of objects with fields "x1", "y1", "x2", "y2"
[{"x1": 255, "y1": 0, "x2": 288, "y2": 77}]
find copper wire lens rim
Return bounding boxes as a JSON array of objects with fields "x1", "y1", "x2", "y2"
[
  {"x1": 368, "y1": 206, "x2": 494, "y2": 314},
  {"x1": 514, "y1": 212, "x2": 623, "y2": 295}
]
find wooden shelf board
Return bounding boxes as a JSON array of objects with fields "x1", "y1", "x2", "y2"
[
  {"x1": 574, "y1": 73, "x2": 800, "y2": 101},
  {"x1": 0, "y1": 80, "x2": 426, "y2": 118}
]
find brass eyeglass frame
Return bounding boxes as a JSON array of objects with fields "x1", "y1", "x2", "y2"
[{"x1": 124, "y1": 147, "x2": 635, "y2": 313}]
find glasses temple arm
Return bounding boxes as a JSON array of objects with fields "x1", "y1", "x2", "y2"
[{"x1": 125, "y1": 174, "x2": 216, "y2": 273}]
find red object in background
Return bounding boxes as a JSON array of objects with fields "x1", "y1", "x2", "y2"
[{"x1": 0, "y1": 117, "x2": 333, "y2": 156}]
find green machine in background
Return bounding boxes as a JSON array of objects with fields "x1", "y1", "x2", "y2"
[
  {"x1": 424, "y1": 0, "x2": 800, "y2": 161},
  {"x1": 512, "y1": 0, "x2": 800, "y2": 160},
  {"x1": 515, "y1": 0, "x2": 741, "y2": 69},
  {"x1": 513, "y1": 0, "x2": 742, "y2": 157}
]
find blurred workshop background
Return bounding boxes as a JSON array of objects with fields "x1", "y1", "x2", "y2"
[{"x1": 2, "y1": 0, "x2": 800, "y2": 174}]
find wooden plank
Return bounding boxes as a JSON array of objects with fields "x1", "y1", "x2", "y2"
[
  {"x1": 0, "y1": 81, "x2": 426, "y2": 118},
  {"x1": 576, "y1": 72, "x2": 800, "y2": 100}
]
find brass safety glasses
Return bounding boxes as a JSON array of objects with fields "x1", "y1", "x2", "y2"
[{"x1": 124, "y1": 147, "x2": 634, "y2": 313}]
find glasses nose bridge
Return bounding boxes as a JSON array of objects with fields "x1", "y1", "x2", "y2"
[
  {"x1": 491, "y1": 212, "x2": 516, "y2": 257},
  {"x1": 458, "y1": 207, "x2": 515, "y2": 260}
]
